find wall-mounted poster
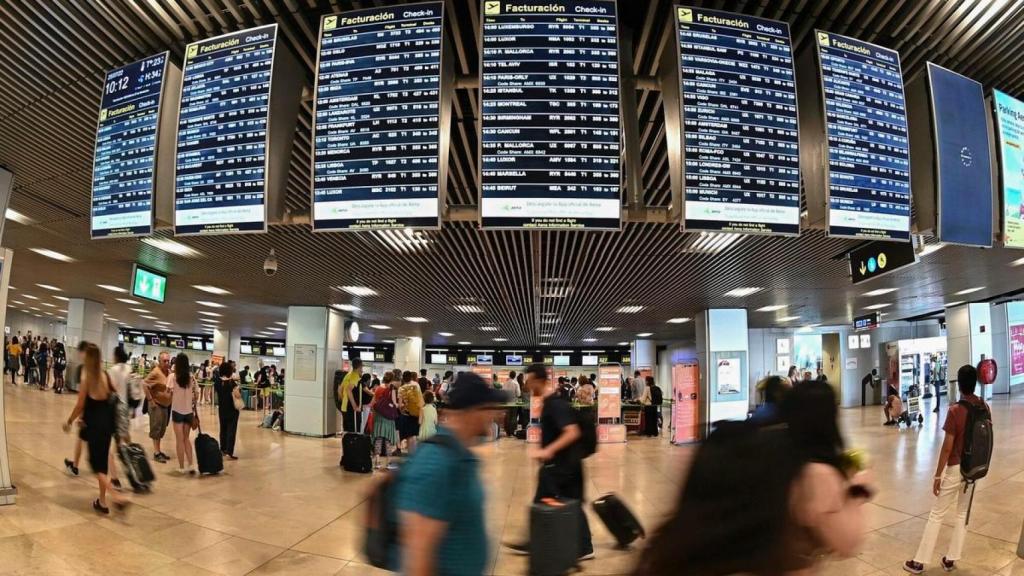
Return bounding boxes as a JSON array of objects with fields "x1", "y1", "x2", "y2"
[
  {"x1": 994, "y1": 90, "x2": 1024, "y2": 247},
  {"x1": 860, "y1": 334, "x2": 871, "y2": 348},
  {"x1": 848, "y1": 334, "x2": 859, "y2": 349},
  {"x1": 711, "y1": 351, "x2": 746, "y2": 403},
  {"x1": 793, "y1": 334, "x2": 822, "y2": 372},
  {"x1": 671, "y1": 362, "x2": 700, "y2": 444},
  {"x1": 293, "y1": 344, "x2": 317, "y2": 381},
  {"x1": 776, "y1": 355, "x2": 790, "y2": 373},
  {"x1": 776, "y1": 338, "x2": 790, "y2": 354},
  {"x1": 1007, "y1": 301, "x2": 1024, "y2": 387}
]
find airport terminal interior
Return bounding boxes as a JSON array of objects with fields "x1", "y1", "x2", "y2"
[{"x1": 2, "y1": 0, "x2": 1024, "y2": 574}]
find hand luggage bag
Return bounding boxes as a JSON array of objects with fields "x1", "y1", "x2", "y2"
[
  {"x1": 118, "y1": 442, "x2": 155, "y2": 492},
  {"x1": 195, "y1": 432, "x2": 223, "y2": 475},
  {"x1": 529, "y1": 498, "x2": 581, "y2": 576},
  {"x1": 592, "y1": 493, "x2": 644, "y2": 548},
  {"x1": 341, "y1": 411, "x2": 372, "y2": 473}
]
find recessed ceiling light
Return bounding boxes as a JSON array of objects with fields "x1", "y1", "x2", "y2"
[
  {"x1": 405, "y1": 316, "x2": 428, "y2": 323},
  {"x1": 756, "y1": 305, "x2": 786, "y2": 312},
  {"x1": 198, "y1": 310, "x2": 222, "y2": 317},
  {"x1": 155, "y1": 321, "x2": 171, "y2": 325},
  {"x1": 541, "y1": 317, "x2": 560, "y2": 324},
  {"x1": 28, "y1": 307, "x2": 40, "y2": 311},
  {"x1": 666, "y1": 317, "x2": 691, "y2": 324},
  {"x1": 864, "y1": 303, "x2": 891, "y2": 310},
  {"x1": 41, "y1": 302, "x2": 56, "y2": 308},
  {"x1": 196, "y1": 301, "x2": 225, "y2": 308},
  {"x1": 637, "y1": 332, "x2": 653, "y2": 337},
  {"x1": 97, "y1": 284, "x2": 127, "y2": 293},
  {"x1": 438, "y1": 332, "x2": 454, "y2": 337},
  {"x1": 130, "y1": 308, "x2": 149, "y2": 313},
  {"x1": 617, "y1": 341, "x2": 629, "y2": 346},
  {"x1": 10, "y1": 300, "x2": 23, "y2": 305},
  {"x1": 1010, "y1": 256, "x2": 1024, "y2": 267},
  {"x1": 141, "y1": 237, "x2": 203, "y2": 257},
  {"x1": 457, "y1": 341, "x2": 471, "y2": 345},
  {"x1": 453, "y1": 304, "x2": 484, "y2": 313},
  {"x1": 582, "y1": 337, "x2": 598, "y2": 343},
  {"x1": 595, "y1": 327, "x2": 615, "y2": 332},
  {"x1": 779, "y1": 316, "x2": 801, "y2": 322},
  {"x1": 35, "y1": 284, "x2": 61, "y2": 292},
  {"x1": 21, "y1": 294, "x2": 38, "y2": 300},
  {"x1": 106, "y1": 318, "x2": 120, "y2": 323},
  {"x1": 616, "y1": 305, "x2": 645, "y2": 314},
  {"x1": 541, "y1": 286, "x2": 571, "y2": 298},
  {"x1": 193, "y1": 285, "x2": 231, "y2": 295},
  {"x1": 275, "y1": 321, "x2": 288, "y2": 327},
  {"x1": 332, "y1": 304, "x2": 360, "y2": 312},
  {"x1": 339, "y1": 286, "x2": 378, "y2": 297},
  {"x1": 863, "y1": 288, "x2": 898, "y2": 297},
  {"x1": 6, "y1": 208, "x2": 34, "y2": 225},
  {"x1": 264, "y1": 326, "x2": 284, "y2": 332},
  {"x1": 30, "y1": 248, "x2": 75, "y2": 262},
  {"x1": 724, "y1": 287, "x2": 762, "y2": 297},
  {"x1": 539, "y1": 332, "x2": 553, "y2": 338},
  {"x1": 492, "y1": 337, "x2": 508, "y2": 342},
  {"x1": 539, "y1": 342, "x2": 551, "y2": 346},
  {"x1": 944, "y1": 301, "x2": 964, "y2": 308},
  {"x1": 53, "y1": 295, "x2": 68, "y2": 301},
  {"x1": 115, "y1": 298, "x2": 141, "y2": 305},
  {"x1": 954, "y1": 287, "x2": 984, "y2": 295},
  {"x1": 370, "y1": 324, "x2": 391, "y2": 330},
  {"x1": 140, "y1": 315, "x2": 158, "y2": 320},
  {"x1": 479, "y1": 326, "x2": 499, "y2": 331},
  {"x1": 383, "y1": 339, "x2": 396, "y2": 344}
]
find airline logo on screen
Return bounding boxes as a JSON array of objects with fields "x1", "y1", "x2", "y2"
[
  {"x1": 323, "y1": 15, "x2": 337, "y2": 30},
  {"x1": 484, "y1": 1, "x2": 501, "y2": 15},
  {"x1": 677, "y1": 8, "x2": 692, "y2": 22}
]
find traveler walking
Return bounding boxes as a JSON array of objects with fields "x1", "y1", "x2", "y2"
[
  {"x1": 144, "y1": 352, "x2": 173, "y2": 462},
  {"x1": 169, "y1": 353, "x2": 198, "y2": 475},
  {"x1": 215, "y1": 361, "x2": 241, "y2": 460},
  {"x1": 904, "y1": 365, "x2": 992, "y2": 574}
]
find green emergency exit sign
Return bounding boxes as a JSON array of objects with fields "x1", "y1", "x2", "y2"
[{"x1": 132, "y1": 265, "x2": 166, "y2": 303}]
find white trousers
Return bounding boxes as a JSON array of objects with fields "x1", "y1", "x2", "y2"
[{"x1": 913, "y1": 466, "x2": 971, "y2": 563}]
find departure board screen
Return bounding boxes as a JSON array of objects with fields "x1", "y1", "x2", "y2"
[
  {"x1": 815, "y1": 32, "x2": 910, "y2": 240},
  {"x1": 175, "y1": 25, "x2": 277, "y2": 235},
  {"x1": 91, "y1": 53, "x2": 170, "y2": 238},
  {"x1": 312, "y1": 3, "x2": 444, "y2": 230},
  {"x1": 480, "y1": 0, "x2": 621, "y2": 229},
  {"x1": 675, "y1": 7, "x2": 799, "y2": 235},
  {"x1": 994, "y1": 90, "x2": 1024, "y2": 248}
]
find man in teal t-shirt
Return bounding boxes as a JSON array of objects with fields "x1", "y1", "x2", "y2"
[{"x1": 396, "y1": 372, "x2": 508, "y2": 576}]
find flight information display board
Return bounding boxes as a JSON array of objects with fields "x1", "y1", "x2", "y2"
[
  {"x1": 175, "y1": 25, "x2": 278, "y2": 235},
  {"x1": 91, "y1": 53, "x2": 170, "y2": 238},
  {"x1": 312, "y1": 3, "x2": 446, "y2": 231},
  {"x1": 480, "y1": 0, "x2": 621, "y2": 229},
  {"x1": 674, "y1": 7, "x2": 799, "y2": 235},
  {"x1": 994, "y1": 90, "x2": 1024, "y2": 248},
  {"x1": 815, "y1": 32, "x2": 910, "y2": 240}
]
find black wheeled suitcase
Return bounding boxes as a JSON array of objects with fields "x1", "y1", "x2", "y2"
[
  {"x1": 592, "y1": 493, "x2": 644, "y2": 548},
  {"x1": 529, "y1": 498, "x2": 581, "y2": 576},
  {"x1": 195, "y1": 432, "x2": 223, "y2": 475},
  {"x1": 341, "y1": 412, "x2": 372, "y2": 473},
  {"x1": 118, "y1": 442, "x2": 155, "y2": 492}
]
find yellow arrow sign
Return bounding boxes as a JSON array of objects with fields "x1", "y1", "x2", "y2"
[{"x1": 859, "y1": 262, "x2": 867, "y2": 275}]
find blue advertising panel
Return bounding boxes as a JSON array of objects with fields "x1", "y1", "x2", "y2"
[
  {"x1": 175, "y1": 25, "x2": 278, "y2": 235},
  {"x1": 815, "y1": 32, "x2": 911, "y2": 241},
  {"x1": 994, "y1": 90, "x2": 1024, "y2": 248},
  {"x1": 480, "y1": 0, "x2": 621, "y2": 229},
  {"x1": 91, "y1": 53, "x2": 170, "y2": 238},
  {"x1": 674, "y1": 7, "x2": 800, "y2": 235},
  {"x1": 312, "y1": 4, "x2": 445, "y2": 230},
  {"x1": 928, "y1": 64, "x2": 993, "y2": 247}
]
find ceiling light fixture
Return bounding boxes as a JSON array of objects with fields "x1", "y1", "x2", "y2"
[
  {"x1": 369, "y1": 324, "x2": 391, "y2": 330},
  {"x1": 944, "y1": 301, "x2": 964, "y2": 308},
  {"x1": 5, "y1": 208, "x2": 34, "y2": 225},
  {"x1": 954, "y1": 286, "x2": 985, "y2": 295},
  {"x1": 30, "y1": 248, "x2": 75, "y2": 262},
  {"x1": 438, "y1": 332, "x2": 454, "y2": 337},
  {"x1": 21, "y1": 294, "x2": 38, "y2": 300},
  {"x1": 458, "y1": 341, "x2": 471, "y2": 345},
  {"x1": 539, "y1": 342, "x2": 551, "y2": 346},
  {"x1": 724, "y1": 287, "x2": 763, "y2": 297},
  {"x1": 666, "y1": 317, "x2": 691, "y2": 324},
  {"x1": 9, "y1": 300, "x2": 23, "y2": 305},
  {"x1": 35, "y1": 284, "x2": 61, "y2": 292},
  {"x1": 616, "y1": 305, "x2": 645, "y2": 314},
  {"x1": 864, "y1": 303, "x2": 892, "y2": 310},
  {"x1": 779, "y1": 315, "x2": 801, "y2": 322},
  {"x1": 756, "y1": 304, "x2": 786, "y2": 312},
  {"x1": 582, "y1": 337, "x2": 598, "y2": 343},
  {"x1": 275, "y1": 321, "x2": 288, "y2": 327},
  {"x1": 193, "y1": 285, "x2": 231, "y2": 295},
  {"x1": 97, "y1": 284, "x2": 127, "y2": 293},
  {"x1": 53, "y1": 295, "x2": 68, "y2": 301},
  {"x1": 264, "y1": 326, "x2": 284, "y2": 332},
  {"x1": 680, "y1": 231, "x2": 745, "y2": 255},
  {"x1": 129, "y1": 308, "x2": 149, "y2": 313},
  {"x1": 115, "y1": 298, "x2": 141, "y2": 304},
  {"x1": 479, "y1": 326, "x2": 499, "y2": 331},
  {"x1": 637, "y1": 332, "x2": 653, "y2": 337},
  {"x1": 383, "y1": 339, "x2": 396, "y2": 344},
  {"x1": 595, "y1": 327, "x2": 615, "y2": 332},
  {"x1": 332, "y1": 304, "x2": 360, "y2": 312},
  {"x1": 198, "y1": 311, "x2": 222, "y2": 317},
  {"x1": 617, "y1": 341, "x2": 629, "y2": 346},
  {"x1": 1010, "y1": 256, "x2": 1024, "y2": 267},
  {"x1": 141, "y1": 237, "x2": 203, "y2": 258},
  {"x1": 196, "y1": 301, "x2": 225, "y2": 308},
  {"x1": 541, "y1": 316, "x2": 560, "y2": 324},
  {"x1": 862, "y1": 288, "x2": 898, "y2": 297},
  {"x1": 405, "y1": 316, "x2": 429, "y2": 323},
  {"x1": 339, "y1": 286, "x2": 378, "y2": 297},
  {"x1": 41, "y1": 303, "x2": 56, "y2": 308},
  {"x1": 453, "y1": 304, "x2": 484, "y2": 313},
  {"x1": 492, "y1": 337, "x2": 508, "y2": 342},
  {"x1": 140, "y1": 315, "x2": 158, "y2": 320}
]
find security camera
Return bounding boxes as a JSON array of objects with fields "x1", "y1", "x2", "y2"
[{"x1": 263, "y1": 248, "x2": 278, "y2": 277}]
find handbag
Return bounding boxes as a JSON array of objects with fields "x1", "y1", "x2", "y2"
[{"x1": 191, "y1": 394, "x2": 200, "y2": 430}]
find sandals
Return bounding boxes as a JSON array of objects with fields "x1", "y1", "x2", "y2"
[{"x1": 92, "y1": 499, "x2": 109, "y2": 515}]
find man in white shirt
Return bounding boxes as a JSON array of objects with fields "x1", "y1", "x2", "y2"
[{"x1": 504, "y1": 370, "x2": 521, "y2": 402}]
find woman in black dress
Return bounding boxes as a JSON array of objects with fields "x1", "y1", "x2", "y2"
[
  {"x1": 62, "y1": 342, "x2": 129, "y2": 514},
  {"x1": 215, "y1": 362, "x2": 241, "y2": 459}
]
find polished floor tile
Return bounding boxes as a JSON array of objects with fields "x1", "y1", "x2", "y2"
[{"x1": 1, "y1": 382, "x2": 1023, "y2": 575}]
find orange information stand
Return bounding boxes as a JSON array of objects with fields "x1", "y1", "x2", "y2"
[
  {"x1": 671, "y1": 362, "x2": 700, "y2": 444},
  {"x1": 597, "y1": 363, "x2": 626, "y2": 443}
]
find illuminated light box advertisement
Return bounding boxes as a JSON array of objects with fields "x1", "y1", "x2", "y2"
[
  {"x1": 480, "y1": 0, "x2": 622, "y2": 229},
  {"x1": 994, "y1": 90, "x2": 1024, "y2": 248},
  {"x1": 92, "y1": 52, "x2": 179, "y2": 238},
  {"x1": 674, "y1": 8, "x2": 800, "y2": 235},
  {"x1": 805, "y1": 32, "x2": 911, "y2": 241},
  {"x1": 312, "y1": 3, "x2": 451, "y2": 230},
  {"x1": 1007, "y1": 302, "x2": 1024, "y2": 387}
]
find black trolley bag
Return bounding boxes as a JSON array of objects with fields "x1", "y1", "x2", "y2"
[
  {"x1": 118, "y1": 442, "x2": 156, "y2": 492},
  {"x1": 194, "y1": 409, "x2": 223, "y2": 475},
  {"x1": 592, "y1": 493, "x2": 645, "y2": 548},
  {"x1": 341, "y1": 409, "x2": 372, "y2": 474},
  {"x1": 529, "y1": 498, "x2": 582, "y2": 576}
]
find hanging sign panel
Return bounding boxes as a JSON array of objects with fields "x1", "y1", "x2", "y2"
[
  {"x1": 814, "y1": 32, "x2": 911, "y2": 241},
  {"x1": 175, "y1": 25, "x2": 278, "y2": 235},
  {"x1": 91, "y1": 53, "x2": 176, "y2": 239},
  {"x1": 312, "y1": 3, "x2": 449, "y2": 231},
  {"x1": 674, "y1": 7, "x2": 800, "y2": 235},
  {"x1": 994, "y1": 90, "x2": 1024, "y2": 248},
  {"x1": 479, "y1": 0, "x2": 622, "y2": 229}
]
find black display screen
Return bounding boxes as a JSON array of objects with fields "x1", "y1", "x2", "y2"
[
  {"x1": 91, "y1": 53, "x2": 169, "y2": 238},
  {"x1": 480, "y1": 0, "x2": 621, "y2": 229},
  {"x1": 312, "y1": 4, "x2": 445, "y2": 230},
  {"x1": 815, "y1": 31, "x2": 910, "y2": 240},
  {"x1": 674, "y1": 7, "x2": 799, "y2": 235},
  {"x1": 175, "y1": 25, "x2": 277, "y2": 235}
]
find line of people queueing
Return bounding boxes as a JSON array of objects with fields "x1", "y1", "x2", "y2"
[{"x1": 5, "y1": 334, "x2": 69, "y2": 392}]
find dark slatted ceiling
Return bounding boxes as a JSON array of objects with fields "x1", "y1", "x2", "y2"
[{"x1": 2, "y1": 0, "x2": 1024, "y2": 346}]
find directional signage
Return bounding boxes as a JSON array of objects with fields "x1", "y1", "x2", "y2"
[
  {"x1": 91, "y1": 53, "x2": 173, "y2": 238},
  {"x1": 853, "y1": 312, "x2": 880, "y2": 331},
  {"x1": 848, "y1": 239, "x2": 917, "y2": 284},
  {"x1": 480, "y1": 0, "x2": 622, "y2": 229},
  {"x1": 175, "y1": 25, "x2": 278, "y2": 235},
  {"x1": 674, "y1": 7, "x2": 800, "y2": 235},
  {"x1": 132, "y1": 265, "x2": 167, "y2": 303},
  {"x1": 815, "y1": 32, "x2": 911, "y2": 241},
  {"x1": 312, "y1": 3, "x2": 449, "y2": 231},
  {"x1": 994, "y1": 90, "x2": 1024, "y2": 248}
]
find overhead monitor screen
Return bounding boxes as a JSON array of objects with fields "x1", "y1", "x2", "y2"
[
  {"x1": 927, "y1": 64, "x2": 992, "y2": 247},
  {"x1": 581, "y1": 354, "x2": 599, "y2": 366},
  {"x1": 994, "y1": 90, "x2": 1024, "y2": 248},
  {"x1": 240, "y1": 344, "x2": 253, "y2": 354},
  {"x1": 553, "y1": 354, "x2": 571, "y2": 366},
  {"x1": 175, "y1": 25, "x2": 277, "y2": 235},
  {"x1": 505, "y1": 354, "x2": 523, "y2": 366},
  {"x1": 312, "y1": 4, "x2": 445, "y2": 230},
  {"x1": 674, "y1": 8, "x2": 800, "y2": 235},
  {"x1": 476, "y1": 354, "x2": 493, "y2": 366},
  {"x1": 92, "y1": 53, "x2": 170, "y2": 238},
  {"x1": 480, "y1": 0, "x2": 621, "y2": 229},
  {"x1": 430, "y1": 353, "x2": 447, "y2": 364},
  {"x1": 131, "y1": 265, "x2": 167, "y2": 303},
  {"x1": 134, "y1": 336, "x2": 146, "y2": 345},
  {"x1": 359, "y1": 350, "x2": 375, "y2": 362},
  {"x1": 272, "y1": 346, "x2": 287, "y2": 357},
  {"x1": 190, "y1": 340, "x2": 203, "y2": 351},
  {"x1": 815, "y1": 31, "x2": 910, "y2": 240}
]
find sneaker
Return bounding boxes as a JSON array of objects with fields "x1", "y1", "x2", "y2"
[
  {"x1": 64, "y1": 458, "x2": 79, "y2": 476},
  {"x1": 578, "y1": 551, "x2": 596, "y2": 561},
  {"x1": 941, "y1": 557, "x2": 955, "y2": 572},
  {"x1": 503, "y1": 541, "x2": 530, "y2": 556},
  {"x1": 154, "y1": 452, "x2": 169, "y2": 463},
  {"x1": 903, "y1": 560, "x2": 924, "y2": 574}
]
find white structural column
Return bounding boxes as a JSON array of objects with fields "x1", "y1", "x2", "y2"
[
  {"x1": 695, "y1": 308, "x2": 750, "y2": 433},
  {"x1": 101, "y1": 321, "x2": 119, "y2": 358},
  {"x1": 0, "y1": 248, "x2": 16, "y2": 505},
  {"x1": 631, "y1": 339, "x2": 656, "y2": 396},
  {"x1": 394, "y1": 337, "x2": 423, "y2": 373},
  {"x1": 284, "y1": 306, "x2": 344, "y2": 437},
  {"x1": 66, "y1": 298, "x2": 105, "y2": 391},
  {"x1": 213, "y1": 328, "x2": 242, "y2": 362},
  {"x1": 946, "y1": 303, "x2": 994, "y2": 401}
]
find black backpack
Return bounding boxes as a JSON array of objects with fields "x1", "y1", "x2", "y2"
[
  {"x1": 650, "y1": 385, "x2": 663, "y2": 406},
  {"x1": 959, "y1": 400, "x2": 993, "y2": 482},
  {"x1": 576, "y1": 406, "x2": 597, "y2": 459}
]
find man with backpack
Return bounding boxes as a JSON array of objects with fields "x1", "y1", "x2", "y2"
[{"x1": 904, "y1": 364, "x2": 993, "y2": 574}]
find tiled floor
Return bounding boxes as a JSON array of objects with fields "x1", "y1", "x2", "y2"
[{"x1": 1, "y1": 382, "x2": 1022, "y2": 575}]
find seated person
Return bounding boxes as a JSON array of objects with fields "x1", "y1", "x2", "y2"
[{"x1": 884, "y1": 384, "x2": 904, "y2": 426}]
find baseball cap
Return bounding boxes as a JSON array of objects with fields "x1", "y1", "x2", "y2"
[{"x1": 447, "y1": 372, "x2": 509, "y2": 410}]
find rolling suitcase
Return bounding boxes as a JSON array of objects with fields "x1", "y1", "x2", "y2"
[
  {"x1": 341, "y1": 411, "x2": 372, "y2": 473},
  {"x1": 592, "y1": 493, "x2": 645, "y2": 548},
  {"x1": 529, "y1": 498, "x2": 581, "y2": 576},
  {"x1": 118, "y1": 442, "x2": 155, "y2": 492},
  {"x1": 195, "y1": 432, "x2": 223, "y2": 475}
]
